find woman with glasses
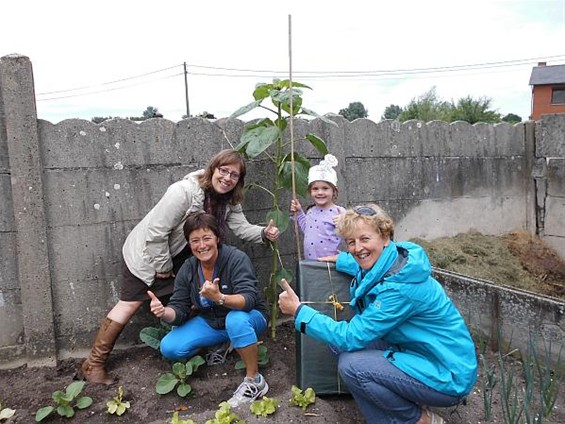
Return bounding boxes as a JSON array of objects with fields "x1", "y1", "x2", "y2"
[
  {"x1": 81, "y1": 149, "x2": 280, "y2": 385},
  {"x1": 279, "y1": 204, "x2": 477, "y2": 424}
]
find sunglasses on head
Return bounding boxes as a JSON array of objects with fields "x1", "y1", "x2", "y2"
[{"x1": 354, "y1": 206, "x2": 377, "y2": 216}]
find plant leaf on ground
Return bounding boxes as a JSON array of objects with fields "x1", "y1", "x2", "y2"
[
  {"x1": 106, "y1": 385, "x2": 130, "y2": 416},
  {"x1": 35, "y1": 381, "x2": 93, "y2": 421}
]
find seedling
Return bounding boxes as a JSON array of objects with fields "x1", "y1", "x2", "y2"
[
  {"x1": 235, "y1": 344, "x2": 268, "y2": 370},
  {"x1": 35, "y1": 381, "x2": 93, "y2": 421},
  {"x1": 0, "y1": 401, "x2": 15, "y2": 421},
  {"x1": 205, "y1": 402, "x2": 244, "y2": 424},
  {"x1": 106, "y1": 385, "x2": 130, "y2": 416},
  {"x1": 170, "y1": 411, "x2": 197, "y2": 424},
  {"x1": 289, "y1": 385, "x2": 316, "y2": 411},
  {"x1": 250, "y1": 395, "x2": 278, "y2": 417},
  {"x1": 156, "y1": 355, "x2": 206, "y2": 397}
]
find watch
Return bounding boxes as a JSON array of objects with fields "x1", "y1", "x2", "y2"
[{"x1": 216, "y1": 294, "x2": 226, "y2": 305}]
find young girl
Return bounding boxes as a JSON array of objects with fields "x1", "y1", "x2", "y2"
[{"x1": 290, "y1": 154, "x2": 345, "y2": 260}]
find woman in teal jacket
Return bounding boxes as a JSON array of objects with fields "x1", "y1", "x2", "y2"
[{"x1": 279, "y1": 204, "x2": 477, "y2": 424}]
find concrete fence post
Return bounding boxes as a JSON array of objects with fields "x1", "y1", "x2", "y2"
[{"x1": 0, "y1": 54, "x2": 56, "y2": 366}]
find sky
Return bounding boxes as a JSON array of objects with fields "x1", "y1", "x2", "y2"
[{"x1": 1, "y1": 0, "x2": 564, "y2": 124}]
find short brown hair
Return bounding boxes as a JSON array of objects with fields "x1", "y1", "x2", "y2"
[
  {"x1": 183, "y1": 212, "x2": 221, "y2": 245},
  {"x1": 198, "y1": 149, "x2": 246, "y2": 205}
]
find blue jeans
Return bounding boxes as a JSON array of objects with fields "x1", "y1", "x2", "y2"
[
  {"x1": 160, "y1": 310, "x2": 267, "y2": 360},
  {"x1": 337, "y1": 342, "x2": 463, "y2": 424}
]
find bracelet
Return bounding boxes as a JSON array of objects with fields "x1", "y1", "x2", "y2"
[{"x1": 216, "y1": 293, "x2": 226, "y2": 306}]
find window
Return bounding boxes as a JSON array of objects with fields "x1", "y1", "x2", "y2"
[{"x1": 551, "y1": 88, "x2": 565, "y2": 105}]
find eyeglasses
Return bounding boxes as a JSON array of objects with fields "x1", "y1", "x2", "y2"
[
  {"x1": 354, "y1": 206, "x2": 376, "y2": 216},
  {"x1": 217, "y1": 167, "x2": 240, "y2": 181}
]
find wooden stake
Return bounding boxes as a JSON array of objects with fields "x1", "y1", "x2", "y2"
[{"x1": 288, "y1": 14, "x2": 302, "y2": 260}]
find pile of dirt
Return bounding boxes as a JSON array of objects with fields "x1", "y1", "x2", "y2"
[{"x1": 413, "y1": 230, "x2": 565, "y2": 299}]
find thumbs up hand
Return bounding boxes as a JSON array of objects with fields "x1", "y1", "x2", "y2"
[
  {"x1": 200, "y1": 277, "x2": 220, "y2": 300},
  {"x1": 148, "y1": 291, "x2": 166, "y2": 318},
  {"x1": 278, "y1": 278, "x2": 301, "y2": 316},
  {"x1": 263, "y1": 219, "x2": 280, "y2": 241}
]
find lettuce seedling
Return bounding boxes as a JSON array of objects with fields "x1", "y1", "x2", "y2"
[
  {"x1": 35, "y1": 381, "x2": 93, "y2": 421},
  {"x1": 250, "y1": 395, "x2": 278, "y2": 417},
  {"x1": 156, "y1": 355, "x2": 205, "y2": 397},
  {"x1": 205, "y1": 402, "x2": 244, "y2": 424},
  {"x1": 106, "y1": 385, "x2": 130, "y2": 416},
  {"x1": 170, "y1": 411, "x2": 197, "y2": 424},
  {"x1": 289, "y1": 385, "x2": 316, "y2": 411}
]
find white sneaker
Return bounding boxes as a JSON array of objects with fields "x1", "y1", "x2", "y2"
[{"x1": 227, "y1": 374, "x2": 269, "y2": 408}]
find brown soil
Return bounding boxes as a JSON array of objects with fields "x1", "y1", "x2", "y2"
[{"x1": 1, "y1": 231, "x2": 565, "y2": 423}]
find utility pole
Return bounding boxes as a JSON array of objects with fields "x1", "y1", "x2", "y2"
[{"x1": 184, "y1": 62, "x2": 190, "y2": 117}]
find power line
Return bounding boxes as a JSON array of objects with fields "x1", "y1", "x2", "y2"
[
  {"x1": 38, "y1": 72, "x2": 183, "y2": 101},
  {"x1": 35, "y1": 54, "x2": 565, "y2": 101},
  {"x1": 37, "y1": 64, "x2": 183, "y2": 96}
]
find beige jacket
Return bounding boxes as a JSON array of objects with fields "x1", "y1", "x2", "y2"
[{"x1": 122, "y1": 170, "x2": 264, "y2": 285}]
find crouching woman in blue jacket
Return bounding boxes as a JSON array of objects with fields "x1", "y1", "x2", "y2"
[{"x1": 278, "y1": 204, "x2": 477, "y2": 424}]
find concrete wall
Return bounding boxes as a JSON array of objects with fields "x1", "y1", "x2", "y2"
[{"x1": 1, "y1": 54, "x2": 564, "y2": 368}]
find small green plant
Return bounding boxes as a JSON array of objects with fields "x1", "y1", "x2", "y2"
[
  {"x1": 170, "y1": 411, "x2": 197, "y2": 424},
  {"x1": 235, "y1": 344, "x2": 268, "y2": 370},
  {"x1": 140, "y1": 322, "x2": 172, "y2": 350},
  {"x1": 250, "y1": 395, "x2": 278, "y2": 417},
  {"x1": 35, "y1": 381, "x2": 93, "y2": 421},
  {"x1": 289, "y1": 385, "x2": 316, "y2": 411},
  {"x1": 205, "y1": 402, "x2": 244, "y2": 424},
  {"x1": 479, "y1": 352, "x2": 497, "y2": 421},
  {"x1": 157, "y1": 355, "x2": 206, "y2": 397},
  {"x1": 0, "y1": 401, "x2": 15, "y2": 421},
  {"x1": 106, "y1": 385, "x2": 130, "y2": 416}
]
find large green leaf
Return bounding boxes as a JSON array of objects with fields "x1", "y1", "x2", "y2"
[
  {"x1": 240, "y1": 126, "x2": 279, "y2": 158},
  {"x1": 304, "y1": 134, "x2": 329, "y2": 156},
  {"x1": 230, "y1": 99, "x2": 262, "y2": 119},
  {"x1": 139, "y1": 326, "x2": 167, "y2": 350},
  {"x1": 280, "y1": 154, "x2": 309, "y2": 197},
  {"x1": 156, "y1": 373, "x2": 179, "y2": 395},
  {"x1": 266, "y1": 209, "x2": 288, "y2": 234},
  {"x1": 300, "y1": 107, "x2": 339, "y2": 127},
  {"x1": 253, "y1": 83, "x2": 274, "y2": 100}
]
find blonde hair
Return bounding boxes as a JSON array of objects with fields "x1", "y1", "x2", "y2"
[{"x1": 336, "y1": 203, "x2": 395, "y2": 240}]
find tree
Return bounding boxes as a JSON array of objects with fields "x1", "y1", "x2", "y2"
[
  {"x1": 338, "y1": 101, "x2": 368, "y2": 121},
  {"x1": 449, "y1": 96, "x2": 501, "y2": 124},
  {"x1": 398, "y1": 87, "x2": 452, "y2": 122},
  {"x1": 91, "y1": 116, "x2": 114, "y2": 124},
  {"x1": 382, "y1": 104, "x2": 403, "y2": 120},
  {"x1": 502, "y1": 113, "x2": 522, "y2": 124},
  {"x1": 142, "y1": 106, "x2": 162, "y2": 119}
]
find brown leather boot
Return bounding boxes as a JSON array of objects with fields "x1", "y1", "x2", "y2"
[{"x1": 81, "y1": 318, "x2": 125, "y2": 385}]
